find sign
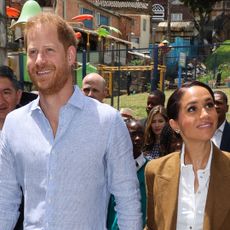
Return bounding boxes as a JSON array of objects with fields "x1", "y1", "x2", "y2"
[
  {"x1": 152, "y1": 4, "x2": 165, "y2": 21},
  {"x1": 179, "y1": 52, "x2": 186, "y2": 68}
]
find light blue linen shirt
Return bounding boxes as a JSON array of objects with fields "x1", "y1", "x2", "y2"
[{"x1": 0, "y1": 86, "x2": 142, "y2": 230}]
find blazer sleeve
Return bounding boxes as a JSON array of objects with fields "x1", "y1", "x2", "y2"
[{"x1": 144, "y1": 162, "x2": 156, "y2": 230}]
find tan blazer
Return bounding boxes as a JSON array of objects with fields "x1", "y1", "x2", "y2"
[{"x1": 144, "y1": 145, "x2": 230, "y2": 230}]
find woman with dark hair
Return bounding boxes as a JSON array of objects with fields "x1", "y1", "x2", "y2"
[
  {"x1": 143, "y1": 105, "x2": 168, "y2": 160},
  {"x1": 145, "y1": 81, "x2": 230, "y2": 230}
]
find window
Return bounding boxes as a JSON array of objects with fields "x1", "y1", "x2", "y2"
[
  {"x1": 143, "y1": 19, "x2": 146, "y2": 31},
  {"x1": 226, "y1": 1, "x2": 230, "y2": 8},
  {"x1": 80, "y1": 8, "x2": 93, "y2": 29},
  {"x1": 96, "y1": 13, "x2": 109, "y2": 26},
  {"x1": 100, "y1": 15, "x2": 109, "y2": 26},
  {"x1": 131, "y1": 37, "x2": 139, "y2": 44},
  {"x1": 214, "y1": 2, "x2": 222, "y2": 9},
  {"x1": 171, "y1": 13, "x2": 183, "y2": 21}
]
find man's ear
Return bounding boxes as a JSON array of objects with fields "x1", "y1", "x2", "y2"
[
  {"x1": 169, "y1": 119, "x2": 179, "y2": 132},
  {"x1": 67, "y1": 45, "x2": 76, "y2": 66},
  {"x1": 16, "y1": 89, "x2": 23, "y2": 105}
]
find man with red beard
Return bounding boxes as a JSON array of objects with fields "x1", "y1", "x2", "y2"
[{"x1": 0, "y1": 13, "x2": 142, "y2": 229}]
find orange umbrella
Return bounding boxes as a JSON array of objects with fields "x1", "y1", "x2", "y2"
[
  {"x1": 75, "y1": 32, "x2": 82, "y2": 39},
  {"x1": 72, "y1": 14, "x2": 93, "y2": 22},
  {"x1": 6, "y1": 6, "x2": 20, "y2": 18}
]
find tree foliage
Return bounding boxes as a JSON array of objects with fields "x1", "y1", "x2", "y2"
[{"x1": 180, "y1": 0, "x2": 222, "y2": 43}]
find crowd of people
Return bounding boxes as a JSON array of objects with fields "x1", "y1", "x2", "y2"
[{"x1": 0, "y1": 12, "x2": 229, "y2": 230}]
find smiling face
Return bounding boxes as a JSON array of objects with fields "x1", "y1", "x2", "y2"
[
  {"x1": 26, "y1": 23, "x2": 74, "y2": 96},
  {"x1": 170, "y1": 86, "x2": 218, "y2": 143},
  {"x1": 0, "y1": 77, "x2": 22, "y2": 128}
]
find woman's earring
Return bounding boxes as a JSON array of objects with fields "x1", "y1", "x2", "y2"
[{"x1": 175, "y1": 129, "x2": 180, "y2": 134}]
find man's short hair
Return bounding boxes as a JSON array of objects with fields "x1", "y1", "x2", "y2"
[
  {"x1": 0, "y1": 65, "x2": 21, "y2": 90},
  {"x1": 24, "y1": 13, "x2": 77, "y2": 52},
  {"x1": 214, "y1": 90, "x2": 228, "y2": 104},
  {"x1": 149, "y1": 89, "x2": 165, "y2": 106}
]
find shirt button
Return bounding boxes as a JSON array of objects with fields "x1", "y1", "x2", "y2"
[{"x1": 189, "y1": 226, "x2": 192, "y2": 229}]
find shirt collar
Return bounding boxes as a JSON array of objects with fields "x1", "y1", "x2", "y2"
[
  {"x1": 30, "y1": 85, "x2": 85, "y2": 113},
  {"x1": 180, "y1": 142, "x2": 213, "y2": 171},
  {"x1": 135, "y1": 153, "x2": 146, "y2": 170},
  {"x1": 218, "y1": 120, "x2": 226, "y2": 133}
]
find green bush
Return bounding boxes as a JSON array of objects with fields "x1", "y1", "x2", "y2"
[{"x1": 205, "y1": 40, "x2": 230, "y2": 74}]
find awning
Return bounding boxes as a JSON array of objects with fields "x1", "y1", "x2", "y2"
[
  {"x1": 128, "y1": 51, "x2": 151, "y2": 59},
  {"x1": 157, "y1": 21, "x2": 194, "y2": 30},
  {"x1": 69, "y1": 23, "x2": 131, "y2": 45}
]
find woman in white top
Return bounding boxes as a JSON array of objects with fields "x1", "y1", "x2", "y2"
[{"x1": 144, "y1": 81, "x2": 230, "y2": 230}]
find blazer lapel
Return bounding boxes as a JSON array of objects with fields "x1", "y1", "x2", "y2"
[
  {"x1": 204, "y1": 146, "x2": 230, "y2": 229},
  {"x1": 220, "y1": 122, "x2": 230, "y2": 152},
  {"x1": 155, "y1": 154, "x2": 180, "y2": 229}
]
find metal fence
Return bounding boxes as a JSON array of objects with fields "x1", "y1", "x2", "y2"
[{"x1": 77, "y1": 42, "x2": 230, "y2": 110}]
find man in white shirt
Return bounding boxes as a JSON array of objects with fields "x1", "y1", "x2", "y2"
[
  {"x1": 0, "y1": 13, "x2": 142, "y2": 229},
  {"x1": 212, "y1": 90, "x2": 230, "y2": 152}
]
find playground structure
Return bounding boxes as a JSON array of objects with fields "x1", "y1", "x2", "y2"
[{"x1": 97, "y1": 64, "x2": 166, "y2": 96}]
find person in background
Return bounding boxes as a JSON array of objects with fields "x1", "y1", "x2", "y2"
[
  {"x1": 140, "y1": 89, "x2": 165, "y2": 127},
  {"x1": 0, "y1": 65, "x2": 22, "y2": 131},
  {"x1": 215, "y1": 70, "x2": 222, "y2": 87},
  {"x1": 212, "y1": 90, "x2": 230, "y2": 152},
  {"x1": 146, "y1": 90, "x2": 165, "y2": 115},
  {"x1": 145, "y1": 81, "x2": 230, "y2": 230},
  {"x1": 20, "y1": 91, "x2": 38, "y2": 106},
  {"x1": 82, "y1": 72, "x2": 107, "y2": 102},
  {"x1": 0, "y1": 13, "x2": 142, "y2": 229},
  {"x1": 107, "y1": 118, "x2": 147, "y2": 229},
  {"x1": 143, "y1": 105, "x2": 168, "y2": 160},
  {"x1": 126, "y1": 71, "x2": 132, "y2": 95},
  {"x1": 120, "y1": 107, "x2": 134, "y2": 122}
]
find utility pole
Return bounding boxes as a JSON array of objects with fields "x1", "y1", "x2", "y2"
[
  {"x1": 0, "y1": 0, "x2": 7, "y2": 65},
  {"x1": 167, "y1": 0, "x2": 171, "y2": 42}
]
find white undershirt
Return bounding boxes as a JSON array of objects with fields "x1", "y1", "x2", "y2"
[
  {"x1": 135, "y1": 153, "x2": 146, "y2": 171},
  {"x1": 211, "y1": 120, "x2": 225, "y2": 148},
  {"x1": 176, "y1": 143, "x2": 213, "y2": 230}
]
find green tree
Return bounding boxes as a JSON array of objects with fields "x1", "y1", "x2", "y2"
[{"x1": 180, "y1": 0, "x2": 222, "y2": 44}]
